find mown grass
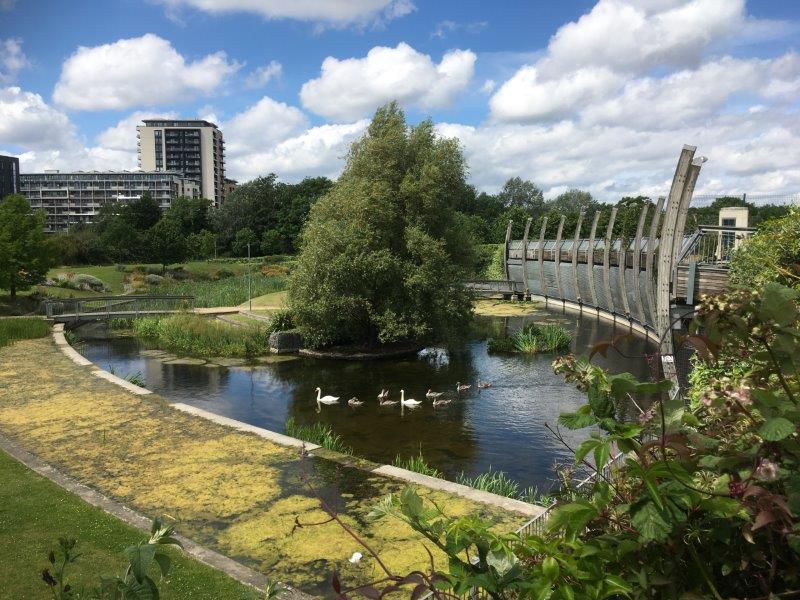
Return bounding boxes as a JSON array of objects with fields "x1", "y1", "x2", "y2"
[
  {"x1": 0, "y1": 317, "x2": 50, "y2": 348},
  {"x1": 0, "y1": 450, "x2": 260, "y2": 599},
  {"x1": 285, "y1": 417, "x2": 352, "y2": 454},
  {"x1": 131, "y1": 314, "x2": 270, "y2": 358},
  {"x1": 487, "y1": 323, "x2": 572, "y2": 355},
  {"x1": 161, "y1": 274, "x2": 287, "y2": 308}
]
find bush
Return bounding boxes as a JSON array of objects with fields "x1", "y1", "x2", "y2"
[
  {"x1": 487, "y1": 322, "x2": 571, "y2": 354},
  {"x1": 730, "y1": 207, "x2": 800, "y2": 288},
  {"x1": 266, "y1": 309, "x2": 295, "y2": 333},
  {"x1": 144, "y1": 274, "x2": 164, "y2": 285},
  {"x1": 72, "y1": 273, "x2": 106, "y2": 292},
  {"x1": 215, "y1": 268, "x2": 234, "y2": 279}
]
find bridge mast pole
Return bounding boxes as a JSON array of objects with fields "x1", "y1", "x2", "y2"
[
  {"x1": 521, "y1": 218, "x2": 532, "y2": 299},
  {"x1": 571, "y1": 211, "x2": 584, "y2": 305},
  {"x1": 602, "y1": 207, "x2": 617, "y2": 315},
  {"x1": 587, "y1": 211, "x2": 600, "y2": 309},
  {"x1": 503, "y1": 220, "x2": 513, "y2": 281},
  {"x1": 645, "y1": 196, "x2": 665, "y2": 323},
  {"x1": 632, "y1": 204, "x2": 649, "y2": 324},
  {"x1": 537, "y1": 217, "x2": 548, "y2": 299},
  {"x1": 554, "y1": 216, "x2": 566, "y2": 301}
]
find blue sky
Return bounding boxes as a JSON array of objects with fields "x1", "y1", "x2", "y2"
[{"x1": 1, "y1": 0, "x2": 799, "y2": 199}]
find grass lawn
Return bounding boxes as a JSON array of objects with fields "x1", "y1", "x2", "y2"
[
  {"x1": 242, "y1": 290, "x2": 288, "y2": 310},
  {"x1": 0, "y1": 318, "x2": 50, "y2": 348},
  {"x1": 0, "y1": 449, "x2": 261, "y2": 599}
]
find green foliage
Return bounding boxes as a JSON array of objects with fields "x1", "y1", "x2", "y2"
[
  {"x1": 0, "y1": 317, "x2": 50, "y2": 348},
  {"x1": 146, "y1": 218, "x2": 187, "y2": 270},
  {"x1": 41, "y1": 518, "x2": 182, "y2": 599},
  {"x1": 160, "y1": 273, "x2": 285, "y2": 308},
  {"x1": 476, "y1": 244, "x2": 504, "y2": 280},
  {"x1": 487, "y1": 323, "x2": 571, "y2": 355},
  {"x1": 456, "y1": 468, "x2": 522, "y2": 500},
  {"x1": 392, "y1": 450, "x2": 442, "y2": 478},
  {"x1": 164, "y1": 197, "x2": 211, "y2": 236},
  {"x1": 185, "y1": 230, "x2": 216, "y2": 260},
  {"x1": 366, "y1": 282, "x2": 800, "y2": 598},
  {"x1": 498, "y1": 177, "x2": 544, "y2": 212},
  {"x1": 131, "y1": 314, "x2": 269, "y2": 358},
  {"x1": 265, "y1": 309, "x2": 295, "y2": 334},
  {"x1": 729, "y1": 206, "x2": 800, "y2": 288},
  {"x1": 289, "y1": 103, "x2": 475, "y2": 349},
  {"x1": 0, "y1": 195, "x2": 57, "y2": 297},
  {"x1": 284, "y1": 417, "x2": 352, "y2": 454},
  {"x1": 232, "y1": 228, "x2": 258, "y2": 257},
  {"x1": 122, "y1": 192, "x2": 162, "y2": 231}
]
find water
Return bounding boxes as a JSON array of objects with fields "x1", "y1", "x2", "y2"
[{"x1": 75, "y1": 309, "x2": 654, "y2": 491}]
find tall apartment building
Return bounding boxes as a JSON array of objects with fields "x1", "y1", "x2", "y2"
[
  {"x1": 137, "y1": 119, "x2": 225, "y2": 206},
  {"x1": 21, "y1": 171, "x2": 199, "y2": 233},
  {"x1": 0, "y1": 154, "x2": 21, "y2": 199}
]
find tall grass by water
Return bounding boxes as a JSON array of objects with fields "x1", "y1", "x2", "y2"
[
  {"x1": 487, "y1": 322, "x2": 572, "y2": 355},
  {"x1": 0, "y1": 318, "x2": 50, "y2": 348},
  {"x1": 161, "y1": 274, "x2": 286, "y2": 308},
  {"x1": 392, "y1": 450, "x2": 443, "y2": 478},
  {"x1": 131, "y1": 314, "x2": 269, "y2": 358},
  {"x1": 284, "y1": 417, "x2": 352, "y2": 454}
]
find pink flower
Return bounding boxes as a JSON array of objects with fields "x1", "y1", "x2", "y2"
[
  {"x1": 755, "y1": 458, "x2": 779, "y2": 481},
  {"x1": 729, "y1": 387, "x2": 752, "y2": 406}
]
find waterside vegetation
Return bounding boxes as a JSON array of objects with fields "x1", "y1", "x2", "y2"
[
  {"x1": 0, "y1": 317, "x2": 50, "y2": 348},
  {"x1": 487, "y1": 322, "x2": 572, "y2": 354}
]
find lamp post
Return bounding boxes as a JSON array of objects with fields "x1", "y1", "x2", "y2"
[{"x1": 247, "y1": 242, "x2": 252, "y2": 311}]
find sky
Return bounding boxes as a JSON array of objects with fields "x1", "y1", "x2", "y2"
[{"x1": 0, "y1": 0, "x2": 799, "y2": 200}]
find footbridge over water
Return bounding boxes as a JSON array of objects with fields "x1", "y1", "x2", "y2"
[
  {"x1": 45, "y1": 295, "x2": 196, "y2": 324},
  {"x1": 475, "y1": 145, "x2": 754, "y2": 395}
]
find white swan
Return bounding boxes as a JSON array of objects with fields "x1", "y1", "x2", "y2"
[
  {"x1": 426, "y1": 389, "x2": 444, "y2": 399},
  {"x1": 456, "y1": 382, "x2": 471, "y2": 392},
  {"x1": 315, "y1": 387, "x2": 339, "y2": 405},
  {"x1": 400, "y1": 389, "x2": 421, "y2": 407}
]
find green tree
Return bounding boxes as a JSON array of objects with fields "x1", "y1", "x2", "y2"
[
  {"x1": 0, "y1": 195, "x2": 56, "y2": 298},
  {"x1": 123, "y1": 191, "x2": 162, "y2": 231},
  {"x1": 232, "y1": 227, "x2": 258, "y2": 257},
  {"x1": 146, "y1": 217, "x2": 186, "y2": 272},
  {"x1": 289, "y1": 102, "x2": 475, "y2": 348},
  {"x1": 164, "y1": 196, "x2": 211, "y2": 235},
  {"x1": 186, "y1": 229, "x2": 216, "y2": 259},
  {"x1": 498, "y1": 177, "x2": 544, "y2": 213},
  {"x1": 100, "y1": 217, "x2": 141, "y2": 263}
]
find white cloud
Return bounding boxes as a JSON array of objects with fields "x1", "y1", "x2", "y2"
[
  {"x1": 226, "y1": 120, "x2": 369, "y2": 182},
  {"x1": 153, "y1": 0, "x2": 415, "y2": 27},
  {"x1": 96, "y1": 111, "x2": 179, "y2": 153},
  {"x1": 0, "y1": 38, "x2": 30, "y2": 83},
  {"x1": 222, "y1": 96, "x2": 308, "y2": 155},
  {"x1": 300, "y1": 43, "x2": 475, "y2": 120},
  {"x1": 244, "y1": 60, "x2": 282, "y2": 89},
  {"x1": 53, "y1": 34, "x2": 241, "y2": 111},
  {"x1": 480, "y1": 79, "x2": 496, "y2": 94},
  {"x1": 432, "y1": 20, "x2": 487, "y2": 39},
  {"x1": 0, "y1": 87, "x2": 75, "y2": 149}
]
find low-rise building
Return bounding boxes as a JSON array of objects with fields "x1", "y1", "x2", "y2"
[
  {"x1": 0, "y1": 154, "x2": 21, "y2": 198},
  {"x1": 20, "y1": 170, "x2": 199, "y2": 233}
]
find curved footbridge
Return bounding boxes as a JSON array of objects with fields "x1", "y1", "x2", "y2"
[
  {"x1": 44, "y1": 294, "x2": 241, "y2": 323},
  {"x1": 472, "y1": 146, "x2": 752, "y2": 394},
  {"x1": 0, "y1": 327, "x2": 541, "y2": 597}
]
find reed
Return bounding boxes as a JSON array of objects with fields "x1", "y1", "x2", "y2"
[
  {"x1": 487, "y1": 322, "x2": 571, "y2": 355},
  {"x1": 457, "y1": 467, "x2": 521, "y2": 499},
  {"x1": 392, "y1": 451, "x2": 443, "y2": 478},
  {"x1": 161, "y1": 274, "x2": 286, "y2": 308},
  {"x1": 284, "y1": 417, "x2": 352, "y2": 454},
  {"x1": 0, "y1": 318, "x2": 50, "y2": 348},
  {"x1": 130, "y1": 314, "x2": 269, "y2": 358}
]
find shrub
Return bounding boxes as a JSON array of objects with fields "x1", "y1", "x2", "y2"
[
  {"x1": 215, "y1": 268, "x2": 234, "y2": 279},
  {"x1": 144, "y1": 273, "x2": 164, "y2": 285},
  {"x1": 730, "y1": 207, "x2": 800, "y2": 288},
  {"x1": 487, "y1": 322, "x2": 571, "y2": 355},
  {"x1": 266, "y1": 309, "x2": 295, "y2": 333}
]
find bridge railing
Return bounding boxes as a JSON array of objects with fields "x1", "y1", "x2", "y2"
[
  {"x1": 44, "y1": 295, "x2": 195, "y2": 319},
  {"x1": 677, "y1": 225, "x2": 755, "y2": 265}
]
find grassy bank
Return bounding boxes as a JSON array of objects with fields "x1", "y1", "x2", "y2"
[
  {"x1": 130, "y1": 314, "x2": 270, "y2": 358},
  {"x1": 0, "y1": 449, "x2": 260, "y2": 599},
  {"x1": 162, "y1": 274, "x2": 286, "y2": 308},
  {"x1": 0, "y1": 318, "x2": 50, "y2": 348}
]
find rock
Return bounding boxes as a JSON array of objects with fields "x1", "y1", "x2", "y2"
[
  {"x1": 145, "y1": 274, "x2": 165, "y2": 285},
  {"x1": 74, "y1": 274, "x2": 106, "y2": 291},
  {"x1": 269, "y1": 330, "x2": 304, "y2": 354}
]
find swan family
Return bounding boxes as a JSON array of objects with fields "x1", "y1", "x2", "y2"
[{"x1": 315, "y1": 380, "x2": 491, "y2": 409}]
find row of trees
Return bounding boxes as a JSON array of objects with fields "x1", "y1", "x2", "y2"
[{"x1": 49, "y1": 176, "x2": 334, "y2": 266}]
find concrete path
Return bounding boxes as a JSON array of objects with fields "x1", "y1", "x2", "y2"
[{"x1": 0, "y1": 337, "x2": 528, "y2": 597}]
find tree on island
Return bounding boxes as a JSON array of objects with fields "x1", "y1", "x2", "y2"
[
  {"x1": 0, "y1": 195, "x2": 55, "y2": 298},
  {"x1": 289, "y1": 102, "x2": 475, "y2": 349}
]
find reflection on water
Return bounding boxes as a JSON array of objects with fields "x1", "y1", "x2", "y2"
[{"x1": 76, "y1": 308, "x2": 654, "y2": 490}]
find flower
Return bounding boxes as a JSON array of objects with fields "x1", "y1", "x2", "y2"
[
  {"x1": 349, "y1": 552, "x2": 363, "y2": 564},
  {"x1": 638, "y1": 409, "x2": 654, "y2": 425},
  {"x1": 755, "y1": 458, "x2": 779, "y2": 481}
]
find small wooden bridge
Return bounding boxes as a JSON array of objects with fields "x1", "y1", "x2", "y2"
[{"x1": 45, "y1": 295, "x2": 195, "y2": 323}]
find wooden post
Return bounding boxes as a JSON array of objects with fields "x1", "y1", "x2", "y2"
[
  {"x1": 503, "y1": 220, "x2": 513, "y2": 281},
  {"x1": 671, "y1": 163, "x2": 701, "y2": 297},
  {"x1": 645, "y1": 196, "x2": 665, "y2": 325},
  {"x1": 602, "y1": 207, "x2": 617, "y2": 313},
  {"x1": 537, "y1": 217, "x2": 548, "y2": 297},
  {"x1": 521, "y1": 217, "x2": 532, "y2": 298},
  {"x1": 587, "y1": 211, "x2": 600, "y2": 308},
  {"x1": 554, "y1": 216, "x2": 566, "y2": 300},
  {"x1": 632, "y1": 204, "x2": 649, "y2": 322},
  {"x1": 618, "y1": 233, "x2": 631, "y2": 317},
  {"x1": 571, "y1": 211, "x2": 584, "y2": 302}
]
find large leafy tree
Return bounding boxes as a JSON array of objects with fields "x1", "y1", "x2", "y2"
[
  {"x1": 289, "y1": 102, "x2": 475, "y2": 348},
  {"x1": 498, "y1": 177, "x2": 545, "y2": 212},
  {"x1": 0, "y1": 195, "x2": 56, "y2": 298},
  {"x1": 146, "y1": 217, "x2": 186, "y2": 272},
  {"x1": 123, "y1": 191, "x2": 162, "y2": 231}
]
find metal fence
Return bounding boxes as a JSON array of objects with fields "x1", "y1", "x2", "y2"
[
  {"x1": 687, "y1": 193, "x2": 799, "y2": 207},
  {"x1": 44, "y1": 295, "x2": 195, "y2": 320}
]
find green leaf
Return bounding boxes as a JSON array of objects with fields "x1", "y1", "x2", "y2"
[
  {"x1": 594, "y1": 443, "x2": 611, "y2": 475},
  {"x1": 124, "y1": 544, "x2": 156, "y2": 583},
  {"x1": 153, "y1": 552, "x2": 171, "y2": 578},
  {"x1": 588, "y1": 386, "x2": 615, "y2": 419},
  {"x1": 758, "y1": 417, "x2": 796, "y2": 441},
  {"x1": 631, "y1": 501, "x2": 672, "y2": 542},
  {"x1": 541, "y1": 556, "x2": 560, "y2": 581},
  {"x1": 575, "y1": 438, "x2": 601, "y2": 465},
  {"x1": 558, "y1": 405, "x2": 598, "y2": 429}
]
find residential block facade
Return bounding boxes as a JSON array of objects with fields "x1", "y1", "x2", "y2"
[
  {"x1": 137, "y1": 119, "x2": 225, "y2": 206},
  {"x1": 21, "y1": 171, "x2": 199, "y2": 233},
  {"x1": 0, "y1": 154, "x2": 21, "y2": 199}
]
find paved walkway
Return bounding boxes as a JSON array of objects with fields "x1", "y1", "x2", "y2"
[{"x1": 0, "y1": 337, "x2": 526, "y2": 596}]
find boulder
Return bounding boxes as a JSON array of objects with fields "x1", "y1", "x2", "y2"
[
  {"x1": 145, "y1": 274, "x2": 165, "y2": 285},
  {"x1": 269, "y1": 330, "x2": 304, "y2": 354}
]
